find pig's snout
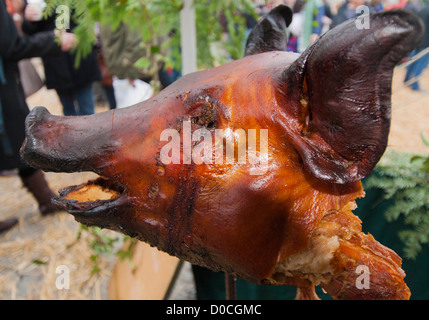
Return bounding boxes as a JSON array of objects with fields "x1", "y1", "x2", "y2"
[
  {"x1": 21, "y1": 107, "x2": 57, "y2": 171},
  {"x1": 21, "y1": 107, "x2": 116, "y2": 173}
]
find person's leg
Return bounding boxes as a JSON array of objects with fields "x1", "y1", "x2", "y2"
[
  {"x1": 19, "y1": 167, "x2": 59, "y2": 215},
  {"x1": 75, "y1": 83, "x2": 96, "y2": 115},
  {"x1": 102, "y1": 85, "x2": 117, "y2": 109},
  {"x1": 56, "y1": 88, "x2": 77, "y2": 116}
]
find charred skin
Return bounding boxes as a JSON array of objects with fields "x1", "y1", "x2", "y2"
[{"x1": 21, "y1": 8, "x2": 423, "y2": 299}]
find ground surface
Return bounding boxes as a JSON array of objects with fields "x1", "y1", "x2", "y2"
[{"x1": 0, "y1": 60, "x2": 428, "y2": 300}]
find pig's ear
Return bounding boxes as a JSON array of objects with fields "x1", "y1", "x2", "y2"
[
  {"x1": 244, "y1": 5, "x2": 293, "y2": 56},
  {"x1": 282, "y1": 9, "x2": 424, "y2": 184}
]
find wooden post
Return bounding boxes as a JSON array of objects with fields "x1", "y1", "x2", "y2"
[
  {"x1": 225, "y1": 273, "x2": 237, "y2": 300},
  {"x1": 180, "y1": 0, "x2": 197, "y2": 75}
]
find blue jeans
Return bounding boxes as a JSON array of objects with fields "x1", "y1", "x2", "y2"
[
  {"x1": 404, "y1": 49, "x2": 429, "y2": 91},
  {"x1": 102, "y1": 85, "x2": 117, "y2": 110},
  {"x1": 56, "y1": 84, "x2": 95, "y2": 116}
]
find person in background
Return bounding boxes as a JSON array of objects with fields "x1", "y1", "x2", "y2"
[
  {"x1": 286, "y1": 0, "x2": 305, "y2": 52},
  {"x1": 97, "y1": 51, "x2": 117, "y2": 110},
  {"x1": 8, "y1": 0, "x2": 45, "y2": 98},
  {"x1": 98, "y1": 23, "x2": 150, "y2": 86},
  {"x1": 297, "y1": 0, "x2": 332, "y2": 52},
  {"x1": 369, "y1": 0, "x2": 385, "y2": 12},
  {"x1": 99, "y1": 22, "x2": 180, "y2": 90},
  {"x1": 267, "y1": 0, "x2": 330, "y2": 53},
  {"x1": 385, "y1": 0, "x2": 408, "y2": 10},
  {"x1": 0, "y1": 0, "x2": 76, "y2": 233},
  {"x1": 22, "y1": 4, "x2": 101, "y2": 116},
  {"x1": 403, "y1": 0, "x2": 423, "y2": 13},
  {"x1": 330, "y1": 0, "x2": 368, "y2": 29},
  {"x1": 94, "y1": 23, "x2": 116, "y2": 110}
]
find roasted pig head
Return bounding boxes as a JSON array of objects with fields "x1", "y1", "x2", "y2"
[{"x1": 21, "y1": 7, "x2": 423, "y2": 299}]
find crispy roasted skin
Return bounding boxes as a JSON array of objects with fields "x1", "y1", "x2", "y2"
[
  {"x1": 23, "y1": 52, "x2": 365, "y2": 282},
  {"x1": 269, "y1": 204, "x2": 410, "y2": 299},
  {"x1": 20, "y1": 8, "x2": 423, "y2": 299},
  {"x1": 321, "y1": 211, "x2": 410, "y2": 300}
]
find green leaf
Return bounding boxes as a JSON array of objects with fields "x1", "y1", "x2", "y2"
[
  {"x1": 134, "y1": 57, "x2": 151, "y2": 70},
  {"x1": 366, "y1": 150, "x2": 429, "y2": 259},
  {"x1": 44, "y1": 0, "x2": 255, "y2": 74},
  {"x1": 150, "y1": 45, "x2": 161, "y2": 54},
  {"x1": 421, "y1": 133, "x2": 429, "y2": 148},
  {"x1": 423, "y1": 159, "x2": 429, "y2": 172},
  {"x1": 410, "y1": 155, "x2": 426, "y2": 163},
  {"x1": 32, "y1": 259, "x2": 48, "y2": 265},
  {"x1": 91, "y1": 264, "x2": 101, "y2": 275}
]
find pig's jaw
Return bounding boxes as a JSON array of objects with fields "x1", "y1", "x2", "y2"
[{"x1": 51, "y1": 176, "x2": 130, "y2": 225}]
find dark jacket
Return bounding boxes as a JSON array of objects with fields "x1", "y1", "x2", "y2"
[
  {"x1": 330, "y1": 1, "x2": 356, "y2": 29},
  {"x1": 330, "y1": 1, "x2": 371, "y2": 29},
  {"x1": 0, "y1": 0, "x2": 61, "y2": 170},
  {"x1": 22, "y1": 13, "x2": 101, "y2": 91}
]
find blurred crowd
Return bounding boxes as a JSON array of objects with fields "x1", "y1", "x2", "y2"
[
  {"x1": 256, "y1": 0, "x2": 428, "y2": 55},
  {"x1": 252, "y1": 0, "x2": 429, "y2": 92}
]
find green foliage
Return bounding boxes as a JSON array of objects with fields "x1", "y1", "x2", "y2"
[
  {"x1": 365, "y1": 135, "x2": 429, "y2": 259},
  {"x1": 44, "y1": 0, "x2": 97, "y2": 68},
  {"x1": 193, "y1": 0, "x2": 256, "y2": 67},
  {"x1": 73, "y1": 224, "x2": 137, "y2": 276},
  {"x1": 43, "y1": 0, "x2": 257, "y2": 74},
  {"x1": 32, "y1": 259, "x2": 48, "y2": 265}
]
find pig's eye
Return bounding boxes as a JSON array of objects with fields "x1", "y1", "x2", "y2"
[
  {"x1": 190, "y1": 100, "x2": 217, "y2": 128},
  {"x1": 186, "y1": 96, "x2": 221, "y2": 129}
]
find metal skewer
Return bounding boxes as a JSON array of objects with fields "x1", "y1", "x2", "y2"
[{"x1": 225, "y1": 273, "x2": 237, "y2": 300}]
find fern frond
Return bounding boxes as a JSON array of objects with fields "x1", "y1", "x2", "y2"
[{"x1": 365, "y1": 141, "x2": 429, "y2": 259}]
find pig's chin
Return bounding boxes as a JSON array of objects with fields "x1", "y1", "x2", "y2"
[{"x1": 52, "y1": 176, "x2": 128, "y2": 220}]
